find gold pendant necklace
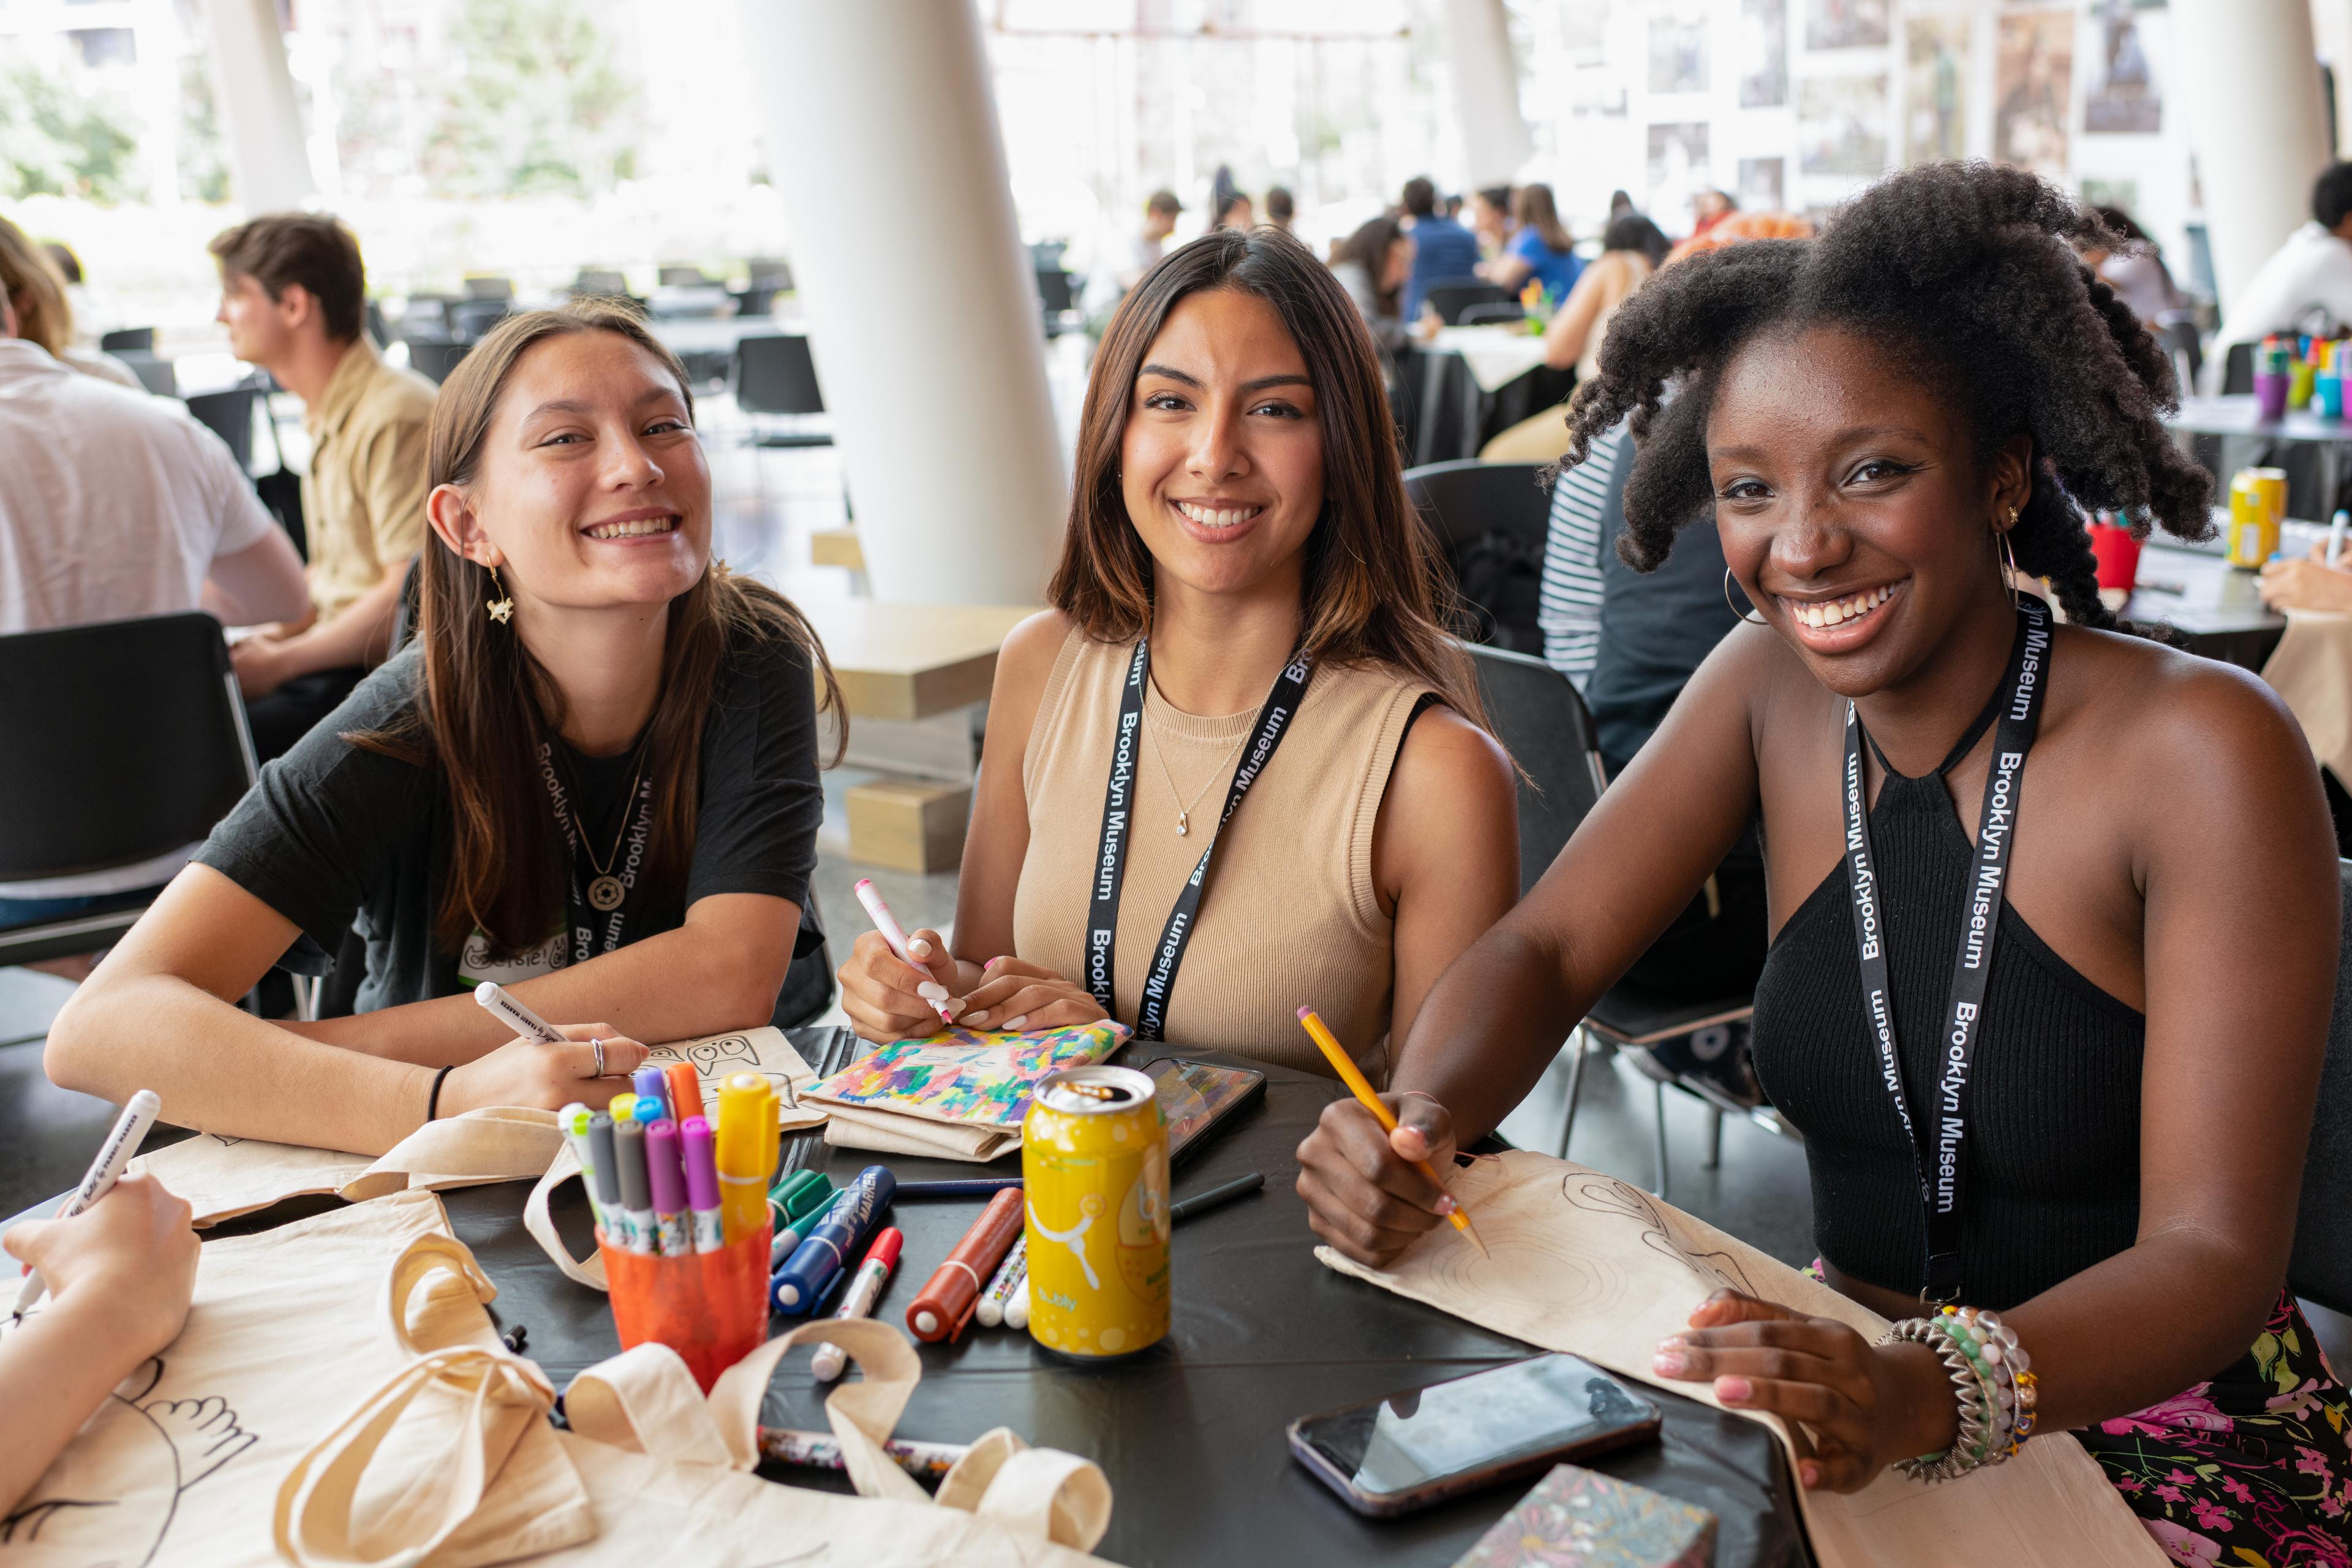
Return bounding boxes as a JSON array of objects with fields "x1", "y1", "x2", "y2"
[
  {"x1": 572, "y1": 738, "x2": 650, "y2": 911},
  {"x1": 1146, "y1": 718, "x2": 1250, "y2": 837}
]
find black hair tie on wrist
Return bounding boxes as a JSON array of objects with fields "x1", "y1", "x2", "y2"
[{"x1": 425, "y1": 1065, "x2": 456, "y2": 1122}]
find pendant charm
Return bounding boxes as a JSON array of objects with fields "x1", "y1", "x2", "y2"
[
  {"x1": 1175, "y1": 812, "x2": 1188, "y2": 837},
  {"x1": 587, "y1": 875, "x2": 625, "y2": 911},
  {"x1": 486, "y1": 595, "x2": 514, "y2": 624}
]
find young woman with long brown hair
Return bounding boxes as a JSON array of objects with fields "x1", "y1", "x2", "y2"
[
  {"x1": 48, "y1": 300, "x2": 840, "y2": 1152},
  {"x1": 836, "y1": 228, "x2": 1518, "y2": 1077}
]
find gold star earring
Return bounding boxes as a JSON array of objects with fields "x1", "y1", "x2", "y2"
[{"x1": 486, "y1": 565, "x2": 514, "y2": 624}]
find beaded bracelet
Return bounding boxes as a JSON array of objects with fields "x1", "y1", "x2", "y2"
[{"x1": 1878, "y1": 1306, "x2": 2038, "y2": 1482}]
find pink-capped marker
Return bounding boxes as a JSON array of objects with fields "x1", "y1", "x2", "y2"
[
  {"x1": 811, "y1": 1226, "x2": 904, "y2": 1382},
  {"x1": 853, "y1": 878, "x2": 954, "y2": 1027}
]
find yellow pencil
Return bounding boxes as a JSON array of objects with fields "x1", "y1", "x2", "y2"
[{"x1": 1296, "y1": 1006, "x2": 1487, "y2": 1258}]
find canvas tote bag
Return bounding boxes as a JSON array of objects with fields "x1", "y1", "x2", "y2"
[
  {"x1": 275, "y1": 1235, "x2": 1119, "y2": 1566},
  {"x1": 1317, "y1": 1149, "x2": 2167, "y2": 1568},
  {"x1": 0, "y1": 1189, "x2": 587, "y2": 1568},
  {"x1": 2263, "y1": 608, "x2": 2352, "y2": 782}
]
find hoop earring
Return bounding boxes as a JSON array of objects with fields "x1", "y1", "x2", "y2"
[
  {"x1": 1723, "y1": 568, "x2": 1768, "y2": 626},
  {"x1": 1997, "y1": 507, "x2": 2021, "y2": 612},
  {"x1": 485, "y1": 565, "x2": 514, "y2": 625}
]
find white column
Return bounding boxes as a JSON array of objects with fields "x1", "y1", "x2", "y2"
[
  {"x1": 734, "y1": 0, "x2": 1065, "y2": 607},
  {"x1": 200, "y1": 0, "x2": 315, "y2": 213},
  {"x1": 2174, "y1": 0, "x2": 2331, "y2": 311},
  {"x1": 1444, "y1": 0, "x2": 1533, "y2": 189}
]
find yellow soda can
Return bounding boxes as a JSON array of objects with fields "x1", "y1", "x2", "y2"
[
  {"x1": 1021, "y1": 1065, "x2": 1170, "y2": 1360},
  {"x1": 2228, "y1": 469, "x2": 2278, "y2": 568}
]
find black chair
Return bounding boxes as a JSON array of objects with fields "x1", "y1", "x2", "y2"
[
  {"x1": 2290, "y1": 860, "x2": 2352, "y2": 1316},
  {"x1": 401, "y1": 295, "x2": 459, "y2": 339},
  {"x1": 1468, "y1": 642, "x2": 1782, "y2": 1195},
  {"x1": 450, "y1": 299, "x2": 510, "y2": 340},
  {"x1": 118, "y1": 353, "x2": 176, "y2": 397},
  {"x1": 731, "y1": 286, "x2": 780, "y2": 318},
  {"x1": 2223, "y1": 340, "x2": 2256, "y2": 397},
  {"x1": 2157, "y1": 318, "x2": 2202, "y2": 393},
  {"x1": 1403, "y1": 459, "x2": 1551, "y2": 653},
  {"x1": 99, "y1": 326, "x2": 154, "y2": 353},
  {"x1": 462, "y1": 275, "x2": 514, "y2": 301},
  {"x1": 659, "y1": 265, "x2": 717, "y2": 288},
  {"x1": 1036, "y1": 268, "x2": 1077, "y2": 333},
  {"x1": 1423, "y1": 278, "x2": 1509, "y2": 325},
  {"x1": 1458, "y1": 301, "x2": 1529, "y2": 328},
  {"x1": 365, "y1": 299, "x2": 392, "y2": 350},
  {"x1": 570, "y1": 268, "x2": 629, "y2": 298},
  {"x1": 183, "y1": 374, "x2": 267, "y2": 474},
  {"x1": 0, "y1": 614, "x2": 255, "y2": 970},
  {"x1": 733, "y1": 334, "x2": 831, "y2": 448},
  {"x1": 745, "y1": 257, "x2": 793, "y2": 293},
  {"x1": 407, "y1": 340, "x2": 471, "y2": 385}
]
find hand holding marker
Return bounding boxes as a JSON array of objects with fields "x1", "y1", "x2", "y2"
[
  {"x1": 854, "y1": 878, "x2": 956, "y2": 1027},
  {"x1": 12, "y1": 1089, "x2": 162, "y2": 1319}
]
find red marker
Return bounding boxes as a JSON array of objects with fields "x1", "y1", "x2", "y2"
[{"x1": 810, "y1": 1226, "x2": 904, "y2": 1382}]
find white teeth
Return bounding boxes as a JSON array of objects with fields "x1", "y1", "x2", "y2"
[
  {"x1": 1175, "y1": 500, "x2": 1262, "y2": 528},
  {"x1": 587, "y1": 516, "x2": 677, "y2": 540},
  {"x1": 1788, "y1": 583, "x2": 1893, "y2": 630}
]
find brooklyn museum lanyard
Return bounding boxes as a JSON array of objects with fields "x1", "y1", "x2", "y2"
[
  {"x1": 1085, "y1": 638, "x2": 1314, "y2": 1041},
  {"x1": 1841, "y1": 600, "x2": 2051, "y2": 1303},
  {"x1": 537, "y1": 739, "x2": 655, "y2": 964}
]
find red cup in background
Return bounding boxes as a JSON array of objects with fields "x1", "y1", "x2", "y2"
[{"x1": 2087, "y1": 521, "x2": 2143, "y2": 592}]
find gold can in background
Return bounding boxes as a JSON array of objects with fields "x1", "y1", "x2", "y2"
[
  {"x1": 1021, "y1": 1065, "x2": 1170, "y2": 1360},
  {"x1": 2228, "y1": 468, "x2": 2284, "y2": 568}
]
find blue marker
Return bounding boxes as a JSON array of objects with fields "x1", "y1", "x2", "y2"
[
  {"x1": 771, "y1": 1165, "x2": 895, "y2": 1313},
  {"x1": 771, "y1": 1186, "x2": 850, "y2": 1270}
]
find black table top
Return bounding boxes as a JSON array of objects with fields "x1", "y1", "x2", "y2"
[{"x1": 0, "y1": 1034, "x2": 1806, "y2": 1568}]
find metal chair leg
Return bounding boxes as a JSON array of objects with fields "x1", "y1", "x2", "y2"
[
  {"x1": 1705, "y1": 1106, "x2": 1724, "y2": 1170},
  {"x1": 1651, "y1": 1079, "x2": 1670, "y2": 1199},
  {"x1": 1555, "y1": 1029, "x2": 1590, "y2": 1161},
  {"x1": 295, "y1": 974, "x2": 322, "y2": 1023}
]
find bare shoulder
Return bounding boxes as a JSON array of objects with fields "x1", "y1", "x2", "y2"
[
  {"x1": 992, "y1": 609, "x2": 1080, "y2": 705},
  {"x1": 1393, "y1": 704, "x2": 1515, "y2": 796},
  {"x1": 2060, "y1": 625, "x2": 2309, "y2": 783}
]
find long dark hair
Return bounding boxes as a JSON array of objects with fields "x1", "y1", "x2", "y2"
[
  {"x1": 1332, "y1": 216, "x2": 1409, "y2": 318},
  {"x1": 1048, "y1": 228, "x2": 1485, "y2": 725},
  {"x1": 1512, "y1": 184, "x2": 1574, "y2": 254},
  {"x1": 356, "y1": 300, "x2": 843, "y2": 957}
]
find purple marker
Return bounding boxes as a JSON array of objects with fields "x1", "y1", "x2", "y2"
[
  {"x1": 633, "y1": 1065, "x2": 671, "y2": 1118},
  {"x1": 681, "y1": 1116, "x2": 723, "y2": 1254},
  {"x1": 646, "y1": 1119, "x2": 690, "y2": 1257}
]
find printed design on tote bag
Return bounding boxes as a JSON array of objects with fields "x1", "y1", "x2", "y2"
[{"x1": 0, "y1": 1356, "x2": 257, "y2": 1566}]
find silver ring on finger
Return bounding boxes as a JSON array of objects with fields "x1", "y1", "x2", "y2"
[{"x1": 589, "y1": 1037, "x2": 606, "y2": 1079}]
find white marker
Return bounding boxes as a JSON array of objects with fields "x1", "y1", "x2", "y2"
[
  {"x1": 975, "y1": 1237, "x2": 1027, "y2": 1328},
  {"x1": 14, "y1": 1090, "x2": 163, "y2": 1317},
  {"x1": 2331, "y1": 509, "x2": 2348, "y2": 568},
  {"x1": 1003, "y1": 1278, "x2": 1031, "y2": 1331},
  {"x1": 811, "y1": 1227, "x2": 904, "y2": 1382},
  {"x1": 852, "y1": 878, "x2": 954, "y2": 1026},
  {"x1": 474, "y1": 980, "x2": 565, "y2": 1044}
]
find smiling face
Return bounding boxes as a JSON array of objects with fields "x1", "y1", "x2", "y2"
[
  {"x1": 425, "y1": 329, "x2": 710, "y2": 617},
  {"x1": 1119, "y1": 287, "x2": 1325, "y2": 606},
  {"x1": 1708, "y1": 322, "x2": 2029, "y2": 698},
  {"x1": 214, "y1": 271, "x2": 307, "y2": 367}
]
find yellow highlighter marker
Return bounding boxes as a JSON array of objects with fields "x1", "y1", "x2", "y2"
[
  {"x1": 714, "y1": 1072, "x2": 774, "y2": 1245},
  {"x1": 1297, "y1": 1006, "x2": 1488, "y2": 1259}
]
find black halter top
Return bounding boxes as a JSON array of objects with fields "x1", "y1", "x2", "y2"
[{"x1": 1748, "y1": 688, "x2": 2147, "y2": 1310}]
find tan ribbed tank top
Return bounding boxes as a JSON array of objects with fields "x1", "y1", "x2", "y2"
[{"x1": 1013, "y1": 625, "x2": 1434, "y2": 1079}]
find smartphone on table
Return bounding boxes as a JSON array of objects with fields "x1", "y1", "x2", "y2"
[
  {"x1": 1144, "y1": 1057, "x2": 1267, "y2": 1167},
  {"x1": 1287, "y1": 1353, "x2": 1662, "y2": 1518}
]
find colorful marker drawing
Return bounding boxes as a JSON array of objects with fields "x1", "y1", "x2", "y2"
[{"x1": 808, "y1": 1022, "x2": 1128, "y2": 1128}]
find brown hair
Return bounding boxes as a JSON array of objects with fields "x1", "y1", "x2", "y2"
[
  {"x1": 356, "y1": 299, "x2": 844, "y2": 957},
  {"x1": 1512, "y1": 184, "x2": 1575, "y2": 256},
  {"x1": 0, "y1": 214, "x2": 74, "y2": 356},
  {"x1": 207, "y1": 213, "x2": 367, "y2": 343},
  {"x1": 1049, "y1": 228, "x2": 1485, "y2": 726}
]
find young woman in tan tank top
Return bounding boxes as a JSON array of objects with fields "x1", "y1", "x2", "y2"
[{"x1": 835, "y1": 228, "x2": 1519, "y2": 1077}]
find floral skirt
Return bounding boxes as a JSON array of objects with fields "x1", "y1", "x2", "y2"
[{"x1": 2073, "y1": 1291, "x2": 2351, "y2": 1568}]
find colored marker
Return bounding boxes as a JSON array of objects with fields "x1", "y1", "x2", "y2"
[
  {"x1": 811, "y1": 1227, "x2": 905, "y2": 1382},
  {"x1": 853, "y1": 877, "x2": 954, "y2": 1027},
  {"x1": 558, "y1": 1102, "x2": 600, "y2": 1226},
  {"x1": 665, "y1": 1060, "x2": 703, "y2": 1124},
  {"x1": 772, "y1": 1165, "x2": 895, "y2": 1313},
  {"x1": 631, "y1": 1096, "x2": 663, "y2": 1126},
  {"x1": 608, "y1": 1092, "x2": 638, "y2": 1125},
  {"x1": 717, "y1": 1072, "x2": 775, "y2": 1245},
  {"x1": 772, "y1": 1186, "x2": 850, "y2": 1269},
  {"x1": 1298, "y1": 1006, "x2": 1488, "y2": 1258},
  {"x1": 757, "y1": 1427, "x2": 970, "y2": 1481},
  {"x1": 905, "y1": 1187, "x2": 1023, "y2": 1343},
  {"x1": 975, "y1": 1237, "x2": 1027, "y2": 1329},
  {"x1": 646, "y1": 1119, "x2": 690, "y2": 1257},
  {"x1": 632, "y1": 1066, "x2": 671, "y2": 1118},
  {"x1": 13, "y1": 1089, "x2": 161, "y2": 1317},
  {"x1": 587, "y1": 1112, "x2": 627, "y2": 1249},
  {"x1": 894, "y1": 1177, "x2": 1023, "y2": 1197},
  {"x1": 614, "y1": 1119, "x2": 656, "y2": 1255},
  {"x1": 1004, "y1": 1278, "x2": 1031, "y2": 1330},
  {"x1": 1170, "y1": 1171, "x2": 1265, "y2": 1224},
  {"x1": 473, "y1": 980, "x2": 564, "y2": 1043},
  {"x1": 681, "y1": 1116, "x2": 723, "y2": 1253}
]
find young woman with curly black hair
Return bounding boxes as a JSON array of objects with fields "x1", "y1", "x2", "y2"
[{"x1": 1296, "y1": 162, "x2": 2349, "y2": 1561}]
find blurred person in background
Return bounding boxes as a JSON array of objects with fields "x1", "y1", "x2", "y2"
[
  {"x1": 1212, "y1": 191, "x2": 1256, "y2": 232},
  {"x1": 2080, "y1": 205, "x2": 2188, "y2": 331},
  {"x1": 1398, "y1": 175, "x2": 1479, "y2": 322},
  {"x1": 1126, "y1": 190, "x2": 1185, "y2": 290},
  {"x1": 1481, "y1": 184, "x2": 1583, "y2": 303},
  {"x1": 208, "y1": 214, "x2": 435, "y2": 761},
  {"x1": 1691, "y1": 187, "x2": 1736, "y2": 236},
  {"x1": 1468, "y1": 186, "x2": 1514, "y2": 258},
  {"x1": 2207, "y1": 162, "x2": 2352, "y2": 388},
  {"x1": 1541, "y1": 214, "x2": 1658, "y2": 381},
  {"x1": 1330, "y1": 216, "x2": 1416, "y2": 362},
  {"x1": 1607, "y1": 189, "x2": 1636, "y2": 222},
  {"x1": 0, "y1": 217, "x2": 139, "y2": 389},
  {"x1": 1264, "y1": 186, "x2": 1296, "y2": 236}
]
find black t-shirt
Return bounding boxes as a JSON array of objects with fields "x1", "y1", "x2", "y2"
[{"x1": 197, "y1": 633, "x2": 826, "y2": 1017}]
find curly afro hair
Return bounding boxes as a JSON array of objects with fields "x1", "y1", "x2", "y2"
[{"x1": 1561, "y1": 160, "x2": 2212, "y2": 632}]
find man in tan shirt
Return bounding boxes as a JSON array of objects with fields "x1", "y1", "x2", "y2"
[{"x1": 209, "y1": 214, "x2": 435, "y2": 759}]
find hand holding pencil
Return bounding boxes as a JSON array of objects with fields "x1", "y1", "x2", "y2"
[{"x1": 1295, "y1": 1008, "x2": 1488, "y2": 1262}]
